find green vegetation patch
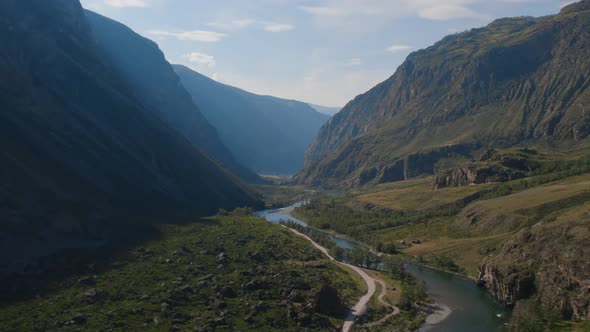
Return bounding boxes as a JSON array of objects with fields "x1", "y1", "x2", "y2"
[{"x1": 0, "y1": 215, "x2": 363, "y2": 331}]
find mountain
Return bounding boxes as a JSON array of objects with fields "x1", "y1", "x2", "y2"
[
  {"x1": 0, "y1": 0, "x2": 260, "y2": 273},
  {"x1": 308, "y1": 103, "x2": 341, "y2": 116},
  {"x1": 84, "y1": 11, "x2": 261, "y2": 183},
  {"x1": 299, "y1": 1, "x2": 590, "y2": 188},
  {"x1": 174, "y1": 65, "x2": 330, "y2": 175}
]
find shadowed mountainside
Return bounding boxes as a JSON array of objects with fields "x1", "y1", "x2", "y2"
[
  {"x1": 174, "y1": 65, "x2": 330, "y2": 175},
  {"x1": 85, "y1": 11, "x2": 262, "y2": 183},
  {"x1": 0, "y1": 0, "x2": 260, "y2": 273}
]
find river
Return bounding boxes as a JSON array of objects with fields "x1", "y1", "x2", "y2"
[{"x1": 257, "y1": 202, "x2": 511, "y2": 331}]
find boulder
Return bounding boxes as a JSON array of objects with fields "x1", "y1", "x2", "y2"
[{"x1": 313, "y1": 285, "x2": 347, "y2": 317}]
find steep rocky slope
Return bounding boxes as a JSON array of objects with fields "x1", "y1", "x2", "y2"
[
  {"x1": 299, "y1": 1, "x2": 590, "y2": 188},
  {"x1": 478, "y1": 202, "x2": 590, "y2": 320},
  {"x1": 85, "y1": 11, "x2": 261, "y2": 183},
  {"x1": 0, "y1": 0, "x2": 260, "y2": 273},
  {"x1": 174, "y1": 65, "x2": 330, "y2": 175}
]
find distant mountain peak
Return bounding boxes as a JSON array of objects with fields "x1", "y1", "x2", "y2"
[
  {"x1": 173, "y1": 65, "x2": 330, "y2": 175},
  {"x1": 307, "y1": 103, "x2": 341, "y2": 116}
]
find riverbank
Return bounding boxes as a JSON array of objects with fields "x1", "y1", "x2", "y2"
[
  {"x1": 284, "y1": 226, "x2": 403, "y2": 332},
  {"x1": 259, "y1": 201, "x2": 511, "y2": 331}
]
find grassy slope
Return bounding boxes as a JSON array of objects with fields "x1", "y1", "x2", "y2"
[
  {"x1": 294, "y1": 149, "x2": 590, "y2": 276},
  {"x1": 0, "y1": 215, "x2": 363, "y2": 331}
]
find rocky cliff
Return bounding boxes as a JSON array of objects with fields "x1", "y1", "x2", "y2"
[
  {"x1": 432, "y1": 149, "x2": 532, "y2": 189},
  {"x1": 478, "y1": 220, "x2": 590, "y2": 320},
  {"x1": 299, "y1": 1, "x2": 590, "y2": 188}
]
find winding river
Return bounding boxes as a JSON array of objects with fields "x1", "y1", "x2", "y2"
[{"x1": 257, "y1": 202, "x2": 511, "y2": 331}]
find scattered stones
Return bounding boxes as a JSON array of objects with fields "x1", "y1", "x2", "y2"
[
  {"x1": 111, "y1": 261, "x2": 126, "y2": 269},
  {"x1": 82, "y1": 288, "x2": 106, "y2": 303},
  {"x1": 250, "y1": 301, "x2": 269, "y2": 313},
  {"x1": 242, "y1": 280, "x2": 268, "y2": 292},
  {"x1": 70, "y1": 313, "x2": 87, "y2": 325},
  {"x1": 290, "y1": 279, "x2": 311, "y2": 291},
  {"x1": 199, "y1": 274, "x2": 214, "y2": 282},
  {"x1": 218, "y1": 286, "x2": 236, "y2": 298},
  {"x1": 78, "y1": 276, "x2": 95, "y2": 286},
  {"x1": 247, "y1": 251, "x2": 264, "y2": 261},
  {"x1": 288, "y1": 290, "x2": 305, "y2": 303}
]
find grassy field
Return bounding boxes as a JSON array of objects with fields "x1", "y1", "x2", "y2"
[
  {"x1": 354, "y1": 177, "x2": 487, "y2": 211},
  {"x1": 294, "y1": 153, "x2": 590, "y2": 277},
  {"x1": 476, "y1": 173, "x2": 590, "y2": 212},
  {"x1": 0, "y1": 214, "x2": 363, "y2": 331}
]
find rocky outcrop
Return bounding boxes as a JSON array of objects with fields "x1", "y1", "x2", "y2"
[
  {"x1": 478, "y1": 221, "x2": 590, "y2": 319},
  {"x1": 478, "y1": 263, "x2": 535, "y2": 307},
  {"x1": 433, "y1": 149, "x2": 533, "y2": 189},
  {"x1": 433, "y1": 165, "x2": 479, "y2": 189},
  {"x1": 313, "y1": 285, "x2": 347, "y2": 317}
]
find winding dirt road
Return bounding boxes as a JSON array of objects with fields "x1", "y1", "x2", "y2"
[
  {"x1": 285, "y1": 227, "x2": 382, "y2": 332},
  {"x1": 360, "y1": 279, "x2": 401, "y2": 329}
]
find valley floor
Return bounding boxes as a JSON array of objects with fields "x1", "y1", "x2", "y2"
[{"x1": 292, "y1": 158, "x2": 590, "y2": 330}]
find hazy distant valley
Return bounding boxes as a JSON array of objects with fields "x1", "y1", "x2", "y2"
[{"x1": 1, "y1": 1, "x2": 590, "y2": 331}]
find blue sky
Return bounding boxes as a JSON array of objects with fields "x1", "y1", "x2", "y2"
[{"x1": 81, "y1": 0, "x2": 572, "y2": 106}]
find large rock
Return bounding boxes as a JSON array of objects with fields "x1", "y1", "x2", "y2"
[{"x1": 313, "y1": 285, "x2": 347, "y2": 317}]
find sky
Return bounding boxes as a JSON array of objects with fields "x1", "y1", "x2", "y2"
[{"x1": 81, "y1": 0, "x2": 573, "y2": 107}]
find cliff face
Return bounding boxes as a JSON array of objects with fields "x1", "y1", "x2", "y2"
[
  {"x1": 299, "y1": 1, "x2": 590, "y2": 188},
  {"x1": 0, "y1": 0, "x2": 260, "y2": 273},
  {"x1": 479, "y1": 222, "x2": 590, "y2": 320},
  {"x1": 433, "y1": 166, "x2": 479, "y2": 189},
  {"x1": 85, "y1": 11, "x2": 261, "y2": 183},
  {"x1": 432, "y1": 149, "x2": 531, "y2": 189}
]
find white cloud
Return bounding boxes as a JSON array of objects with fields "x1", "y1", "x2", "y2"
[
  {"x1": 300, "y1": 0, "x2": 486, "y2": 21},
  {"x1": 104, "y1": 0, "x2": 147, "y2": 8},
  {"x1": 264, "y1": 23, "x2": 294, "y2": 32},
  {"x1": 208, "y1": 19, "x2": 256, "y2": 30},
  {"x1": 386, "y1": 44, "x2": 414, "y2": 53},
  {"x1": 416, "y1": 4, "x2": 480, "y2": 20},
  {"x1": 148, "y1": 30, "x2": 227, "y2": 42},
  {"x1": 182, "y1": 52, "x2": 216, "y2": 67},
  {"x1": 208, "y1": 19, "x2": 294, "y2": 33},
  {"x1": 300, "y1": 6, "x2": 348, "y2": 16},
  {"x1": 346, "y1": 58, "x2": 362, "y2": 66}
]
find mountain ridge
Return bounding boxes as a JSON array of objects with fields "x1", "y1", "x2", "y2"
[
  {"x1": 174, "y1": 65, "x2": 330, "y2": 175},
  {"x1": 85, "y1": 10, "x2": 262, "y2": 183},
  {"x1": 298, "y1": 1, "x2": 590, "y2": 188},
  {"x1": 0, "y1": 0, "x2": 260, "y2": 273}
]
